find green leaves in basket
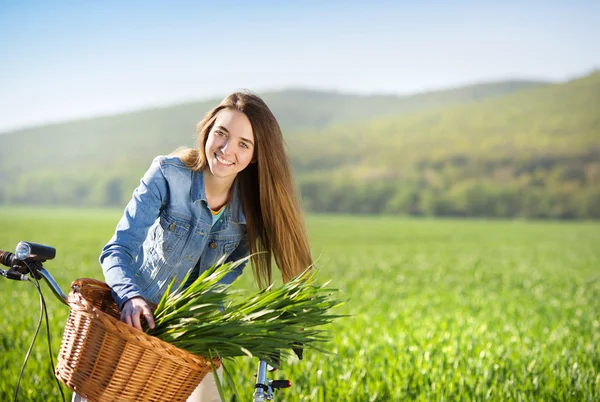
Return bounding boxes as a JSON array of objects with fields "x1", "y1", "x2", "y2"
[{"x1": 146, "y1": 259, "x2": 344, "y2": 365}]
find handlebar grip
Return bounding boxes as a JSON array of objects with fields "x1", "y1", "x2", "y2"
[{"x1": 0, "y1": 250, "x2": 15, "y2": 268}]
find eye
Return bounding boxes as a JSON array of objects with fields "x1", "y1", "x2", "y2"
[
  {"x1": 215, "y1": 130, "x2": 226, "y2": 137},
  {"x1": 239, "y1": 142, "x2": 249, "y2": 149}
]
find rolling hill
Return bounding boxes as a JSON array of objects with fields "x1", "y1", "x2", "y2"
[
  {"x1": 289, "y1": 71, "x2": 600, "y2": 218},
  {"x1": 0, "y1": 79, "x2": 547, "y2": 180},
  {"x1": 1, "y1": 73, "x2": 598, "y2": 218}
]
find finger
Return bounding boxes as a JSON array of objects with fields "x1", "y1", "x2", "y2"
[
  {"x1": 120, "y1": 299, "x2": 133, "y2": 324},
  {"x1": 132, "y1": 308, "x2": 143, "y2": 331},
  {"x1": 124, "y1": 313, "x2": 133, "y2": 328},
  {"x1": 142, "y1": 307, "x2": 155, "y2": 329}
]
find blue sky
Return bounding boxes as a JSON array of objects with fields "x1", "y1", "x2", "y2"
[{"x1": 1, "y1": 0, "x2": 599, "y2": 132}]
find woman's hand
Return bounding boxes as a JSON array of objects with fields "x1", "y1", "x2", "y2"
[{"x1": 120, "y1": 296, "x2": 155, "y2": 331}]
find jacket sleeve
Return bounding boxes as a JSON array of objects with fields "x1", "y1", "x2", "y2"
[{"x1": 99, "y1": 157, "x2": 168, "y2": 309}]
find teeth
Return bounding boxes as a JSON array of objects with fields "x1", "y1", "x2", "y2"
[{"x1": 216, "y1": 154, "x2": 233, "y2": 166}]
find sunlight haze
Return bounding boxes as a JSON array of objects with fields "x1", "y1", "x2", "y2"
[{"x1": 1, "y1": 0, "x2": 599, "y2": 133}]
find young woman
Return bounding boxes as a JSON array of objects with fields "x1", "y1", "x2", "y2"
[{"x1": 98, "y1": 91, "x2": 313, "y2": 402}]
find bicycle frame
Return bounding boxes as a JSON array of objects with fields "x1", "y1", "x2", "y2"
[{"x1": 253, "y1": 359, "x2": 292, "y2": 401}]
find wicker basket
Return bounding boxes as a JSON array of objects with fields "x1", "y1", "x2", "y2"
[{"x1": 55, "y1": 278, "x2": 219, "y2": 402}]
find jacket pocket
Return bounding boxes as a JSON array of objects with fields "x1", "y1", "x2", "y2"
[{"x1": 157, "y1": 212, "x2": 190, "y2": 254}]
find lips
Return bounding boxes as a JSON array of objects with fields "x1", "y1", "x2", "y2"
[{"x1": 215, "y1": 153, "x2": 234, "y2": 166}]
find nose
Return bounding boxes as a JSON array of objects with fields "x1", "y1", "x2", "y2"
[{"x1": 220, "y1": 140, "x2": 231, "y2": 154}]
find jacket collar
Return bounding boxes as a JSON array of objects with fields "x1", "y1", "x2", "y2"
[{"x1": 191, "y1": 169, "x2": 247, "y2": 225}]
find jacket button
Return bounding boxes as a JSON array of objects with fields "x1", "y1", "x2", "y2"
[
  {"x1": 209, "y1": 242, "x2": 217, "y2": 249},
  {"x1": 169, "y1": 222, "x2": 176, "y2": 231}
]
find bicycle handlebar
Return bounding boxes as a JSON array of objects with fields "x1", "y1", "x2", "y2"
[
  {"x1": 0, "y1": 249, "x2": 18, "y2": 268},
  {"x1": 0, "y1": 249, "x2": 32, "y2": 280},
  {"x1": 1, "y1": 242, "x2": 68, "y2": 305}
]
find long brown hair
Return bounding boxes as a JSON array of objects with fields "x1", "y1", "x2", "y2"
[{"x1": 175, "y1": 91, "x2": 312, "y2": 287}]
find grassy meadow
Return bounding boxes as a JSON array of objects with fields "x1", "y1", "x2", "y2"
[{"x1": 0, "y1": 206, "x2": 598, "y2": 401}]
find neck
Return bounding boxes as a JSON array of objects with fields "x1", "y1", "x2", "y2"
[{"x1": 204, "y1": 169, "x2": 235, "y2": 210}]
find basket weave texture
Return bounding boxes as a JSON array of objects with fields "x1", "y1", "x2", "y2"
[{"x1": 55, "y1": 278, "x2": 219, "y2": 402}]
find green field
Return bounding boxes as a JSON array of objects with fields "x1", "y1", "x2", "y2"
[{"x1": 0, "y1": 207, "x2": 599, "y2": 401}]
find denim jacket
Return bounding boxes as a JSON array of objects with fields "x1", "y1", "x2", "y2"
[{"x1": 100, "y1": 155, "x2": 249, "y2": 308}]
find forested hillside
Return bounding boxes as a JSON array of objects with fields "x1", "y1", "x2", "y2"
[
  {"x1": 0, "y1": 81, "x2": 543, "y2": 208},
  {"x1": 290, "y1": 71, "x2": 600, "y2": 218},
  {"x1": 1, "y1": 73, "x2": 598, "y2": 219}
]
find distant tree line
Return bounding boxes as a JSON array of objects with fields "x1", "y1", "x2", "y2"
[
  {"x1": 298, "y1": 151, "x2": 600, "y2": 219},
  {"x1": 3, "y1": 172, "x2": 141, "y2": 208},
  {"x1": 2, "y1": 151, "x2": 599, "y2": 220},
  {"x1": 299, "y1": 178, "x2": 600, "y2": 219}
]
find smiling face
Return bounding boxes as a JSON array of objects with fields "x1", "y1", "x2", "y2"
[{"x1": 204, "y1": 108, "x2": 255, "y2": 182}]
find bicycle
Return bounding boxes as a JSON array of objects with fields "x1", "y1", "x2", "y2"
[{"x1": 1, "y1": 240, "x2": 294, "y2": 402}]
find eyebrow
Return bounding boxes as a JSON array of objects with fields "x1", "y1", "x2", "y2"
[{"x1": 214, "y1": 125, "x2": 254, "y2": 146}]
